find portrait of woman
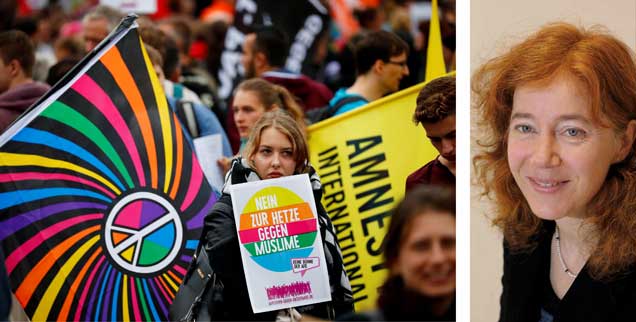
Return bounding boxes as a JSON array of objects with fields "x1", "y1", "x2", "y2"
[{"x1": 473, "y1": 22, "x2": 636, "y2": 321}]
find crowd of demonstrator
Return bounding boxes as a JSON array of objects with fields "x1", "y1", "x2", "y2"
[{"x1": 0, "y1": 1, "x2": 456, "y2": 321}]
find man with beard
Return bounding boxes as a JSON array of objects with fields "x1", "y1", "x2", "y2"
[{"x1": 406, "y1": 75, "x2": 455, "y2": 191}]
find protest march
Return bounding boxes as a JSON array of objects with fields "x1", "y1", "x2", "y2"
[{"x1": 0, "y1": 1, "x2": 456, "y2": 321}]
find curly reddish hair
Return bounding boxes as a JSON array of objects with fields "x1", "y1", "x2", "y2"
[{"x1": 473, "y1": 22, "x2": 636, "y2": 280}]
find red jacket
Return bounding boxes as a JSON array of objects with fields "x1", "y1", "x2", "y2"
[
  {"x1": 262, "y1": 70, "x2": 333, "y2": 111},
  {"x1": 0, "y1": 82, "x2": 50, "y2": 133}
]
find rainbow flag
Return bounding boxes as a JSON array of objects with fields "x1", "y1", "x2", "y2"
[
  {"x1": 0, "y1": 15, "x2": 215, "y2": 321},
  {"x1": 306, "y1": 75, "x2": 453, "y2": 310}
]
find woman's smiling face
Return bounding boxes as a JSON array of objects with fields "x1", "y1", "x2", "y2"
[
  {"x1": 392, "y1": 211, "x2": 456, "y2": 297},
  {"x1": 507, "y1": 77, "x2": 626, "y2": 220}
]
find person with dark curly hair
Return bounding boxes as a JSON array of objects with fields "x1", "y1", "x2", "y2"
[
  {"x1": 406, "y1": 75, "x2": 455, "y2": 192},
  {"x1": 473, "y1": 22, "x2": 636, "y2": 322}
]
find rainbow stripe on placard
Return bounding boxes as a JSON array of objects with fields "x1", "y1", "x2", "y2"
[
  {"x1": 238, "y1": 188, "x2": 318, "y2": 272},
  {"x1": 0, "y1": 23, "x2": 215, "y2": 321}
]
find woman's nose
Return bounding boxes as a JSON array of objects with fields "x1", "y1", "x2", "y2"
[
  {"x1": 430, "y1": 242, "x2": 446, "y2": 264},
  {"x1": 529, "y1": 134, "x2": 561, "y2": 168},
  {"x1": 271, "y1": 153, "x2": 281, "y2": 167}
]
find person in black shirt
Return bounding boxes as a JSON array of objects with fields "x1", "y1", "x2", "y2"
[{"x1": 474, "y1": 22, "x2": 636, "y2": 321}]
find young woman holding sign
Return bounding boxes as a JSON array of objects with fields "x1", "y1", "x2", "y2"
[
  {"x1": 203, "y1": 110, "x2": 353, "y2": 321},
  {"x1": 474, "y1": 23, "x2": 636, "y2": 321}
]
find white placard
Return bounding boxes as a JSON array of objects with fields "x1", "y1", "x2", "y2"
[
  {"x1": 100, "y1": 0, "x2": 157, "y2": 14},
  {"x1": 193, "y1": 134, "x2": 224, "y2": 191},
  {"x1": 230, "y1": 174, "x2": 331, "y2": 313}
]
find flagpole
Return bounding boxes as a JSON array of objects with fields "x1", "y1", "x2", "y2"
[{"x1": 425, "y1": 0, "x2": 446, "y2": 81}]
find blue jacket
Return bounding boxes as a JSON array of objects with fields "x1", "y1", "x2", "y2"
[{"x1": 330, "y1": 88, "x2": 368, "y2": 116}]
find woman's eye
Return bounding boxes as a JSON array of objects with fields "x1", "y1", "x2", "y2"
[
  {"x1": 564, "y1": 128, "x2": 585, "y2": 137},
  {"x1": 259, "y1": 149, "x2": 271, "y2": 155},
  {"x1": 282, "y1": 151, "x2": 293, "y2": 157},
  {"x1": 514, "y1": 124, "x2": 533, "y2": 133}
]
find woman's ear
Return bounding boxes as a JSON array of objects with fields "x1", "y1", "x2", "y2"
[{"x1": 615, "y1": 119, "x2": 636, "y2": 163}]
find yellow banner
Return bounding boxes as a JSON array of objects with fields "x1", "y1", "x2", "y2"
[{"x1": 307, "y1": 80, "x2": 443, "y2": 310}]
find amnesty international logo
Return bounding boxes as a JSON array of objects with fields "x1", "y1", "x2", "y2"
[{"x1": 103, "y1": 191, "x2": 183, "y2": 275}]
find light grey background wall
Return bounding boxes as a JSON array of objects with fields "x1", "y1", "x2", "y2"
[{"x1": 471, "y1": 1, "x2": 636, "y2": 321}]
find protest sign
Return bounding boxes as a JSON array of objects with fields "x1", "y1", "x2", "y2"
[
  {"x1": 305, "y1": 0, "x2": 452, "y2": 306},
  {"x1": 100, "y1": 0, "x2": 158, "y2": 14},
  {"x1": 193, "y1": 134, "x2": 224, "y2": 190},
  {"x1": 217, "y1": 0, "x2": 330, "y2": 100},
  {"x1": 230, "y1": 174, "x2": 331, "y2": 313},
  {"x1": 307, "y1": 76, "x2": 453, "y2": 310},
  {"x1": 0, "y1": 15, "x2": 216, "y2": 321}
]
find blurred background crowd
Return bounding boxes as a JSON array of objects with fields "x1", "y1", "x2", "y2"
[
  {"x1": 0, "y1": 1, "x2": 456, "y2": 320},
  {"x1": 0, "y1": 0, "x2": 455, "y2": 151}
]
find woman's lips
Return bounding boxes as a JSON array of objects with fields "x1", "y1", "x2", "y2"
[
  {"x1": 424, "y1": 267, "x2": 455, "y2": 285},
  {"x1": 268, "y1": 171, "x2": 282, "y2": 178},
  {"x1": 527, "y1": 176, "x2": 569, "y2": 193}
]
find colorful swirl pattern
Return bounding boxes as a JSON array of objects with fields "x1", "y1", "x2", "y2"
[
  {"x1": 0, "y1": 26, "x2": 215, "y2": 321},
  {"x1": 238, "y1": 187, "x2": 317, "y2": 273}
]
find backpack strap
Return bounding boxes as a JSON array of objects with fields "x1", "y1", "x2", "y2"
[
  {"x1": 173, "y1": 83, "x2": 184, "y2": 100},
  {"x1": 322, "y1": 95, "x2": 367, "y2": 120},
  {"x1": 176, "y1": 101, "x2": 200, "y2": 138}
]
